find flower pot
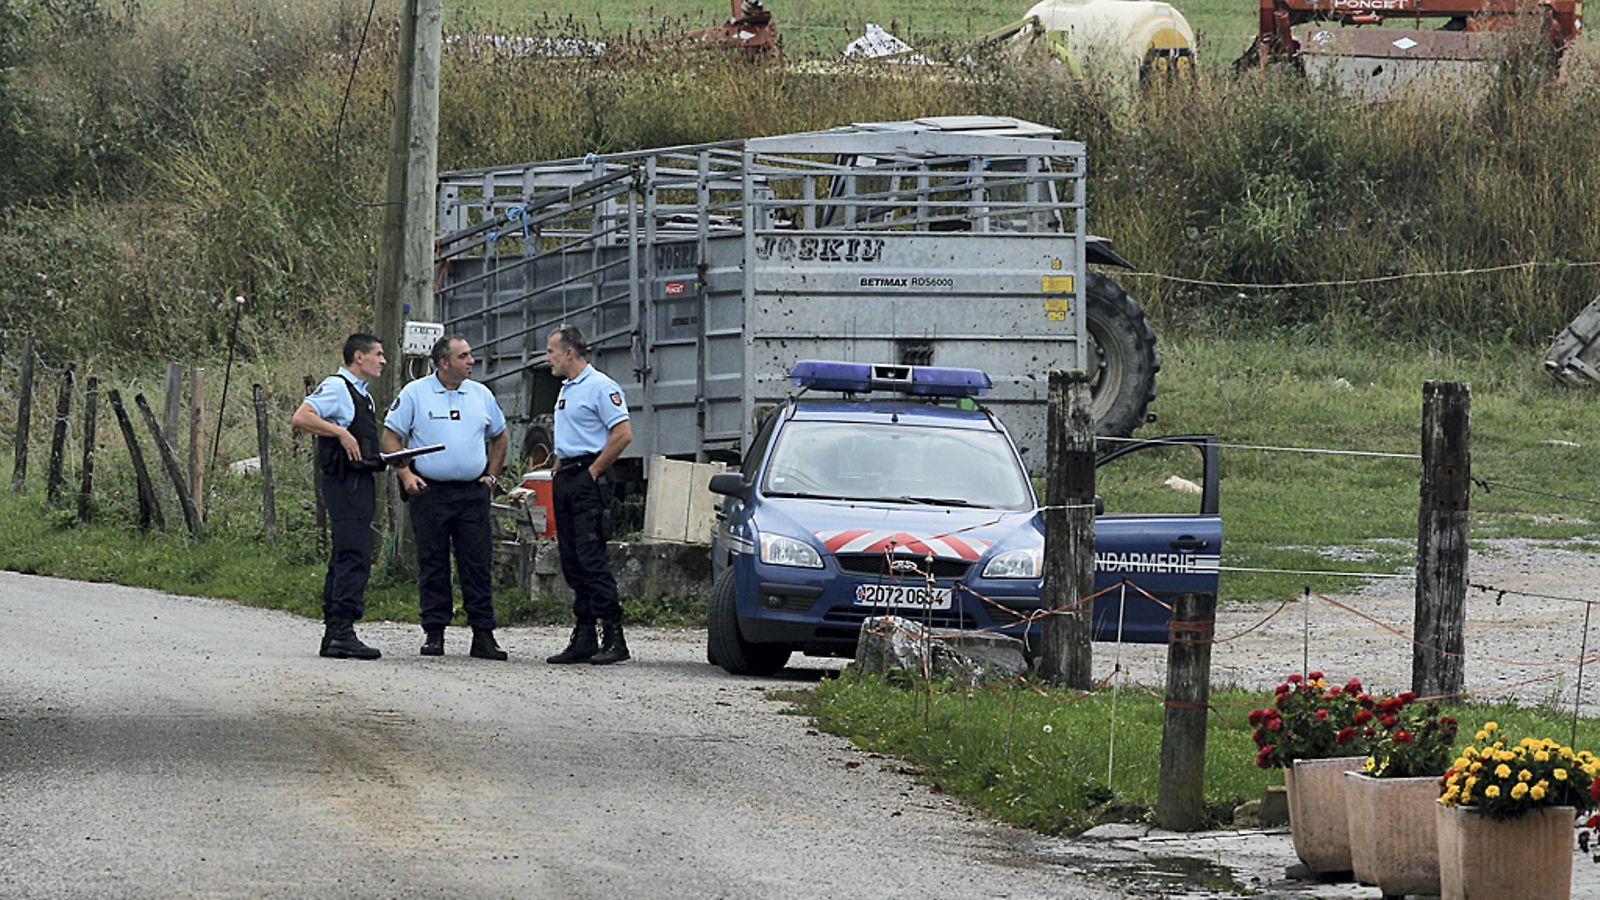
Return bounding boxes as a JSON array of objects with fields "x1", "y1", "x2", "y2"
[
  {"x1": 1435, "y1": 801, "x2": 1574, "y2": 900},
  {"x1": 1344, "y1": 771, "x2": 1441, "y2": 895},
  {"x1": 1284, "y1": 756, "x2": 1365, "y2": 874}
]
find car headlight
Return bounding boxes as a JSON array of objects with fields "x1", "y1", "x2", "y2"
[
  {"x1": 759, "y1": 533, "x2": 823, "y2": 569},
  {"x1": 982, "y1": 548, "x2": 1041, "y2": 579}
]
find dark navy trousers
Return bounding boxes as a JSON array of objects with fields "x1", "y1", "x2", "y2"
[
  {"x1": 320, "y1": 471, "x2": 374, "y2": 624},
  {"x1": 553, "y1": 464, "x2": 621, "y2": 622},
  {"x1": 408, "y1": 480, "x2": 496, "y2": 630}
]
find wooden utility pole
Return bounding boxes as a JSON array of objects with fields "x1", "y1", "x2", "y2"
[
  {"x1": 373, "y1": 0, "x2": 443, "y2": 561},
  {"x1": 162, "y1": 361, "x2": 184, "y2": 452},
  {"x1": 1039, "y1": 370, "x2": 1095, "y2": 688},
  {"x1": 1414, "y1": 380, "x2": 1470, "y2": 699},
  {"x1": 1156, "y1": 591, "x2": 1217, "y2": 830}
]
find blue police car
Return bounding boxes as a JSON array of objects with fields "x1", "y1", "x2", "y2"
[{"x1": 706, "y1": 360, "x2": 1222, "y2": 676}]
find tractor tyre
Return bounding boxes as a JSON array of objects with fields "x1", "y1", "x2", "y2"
[
  {"x1": 708, "y1": 568, "x2": 792, "y2": 677},
  {"x1": 1085, "y1": 271, "x2": 1160, "y2": 438}
]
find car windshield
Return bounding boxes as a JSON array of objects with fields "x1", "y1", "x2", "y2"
[{"x1": 760, "y1": 420, "x2": 1035, "y2": 510}]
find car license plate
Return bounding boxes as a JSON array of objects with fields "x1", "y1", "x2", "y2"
[{"x1": 853, "y1": 584, "x2": 953, "y2": 610}]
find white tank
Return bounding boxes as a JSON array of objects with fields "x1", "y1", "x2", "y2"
[{"x1": 1014, "y1": 0, "x2": 1197, "y2": 82}]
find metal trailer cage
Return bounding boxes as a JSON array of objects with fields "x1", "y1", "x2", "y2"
[{"x1": 434, "y1": 115, "x2": 1090, "y2": 474}]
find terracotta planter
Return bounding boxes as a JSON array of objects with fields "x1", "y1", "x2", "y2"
[
  {"x1": 1435, "y1": 801, "x2": 1574, "y2": 900},
  {"x1": 1284, "y1": 756, "x2": 1365, "y2": 874},
  {"x1": 1344, "y1": 771, "x2": 1441, "y2": 895}
]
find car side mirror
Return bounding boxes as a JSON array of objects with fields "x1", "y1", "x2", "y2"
[
  {"x1": 1095, "y1": 494, "x2": 1105, "y2": 516},
  {"x1": 708, "y1": 472, "x2": 750, "y2": 498}
]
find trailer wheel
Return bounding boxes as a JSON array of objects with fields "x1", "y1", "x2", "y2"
[
  {"x1": 708, "y1": 569, "x2": 791, "y2": 676},
  {"x1": 1085, "y1": 271, "x2": 1160, "y2": 438}
]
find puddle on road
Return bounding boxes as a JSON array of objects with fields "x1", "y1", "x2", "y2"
[{"x1": 1058, "y1": 855, "x2": 1253, "y2": 896}]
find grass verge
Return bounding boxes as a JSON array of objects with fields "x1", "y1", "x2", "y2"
[{"x1": 802, "y1": 671, "x2": 1600, "y2": 835}]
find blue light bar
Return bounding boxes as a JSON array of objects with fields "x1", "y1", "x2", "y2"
[{"x1": 788, "y1": 360, "x2": 992, "y2": 397}]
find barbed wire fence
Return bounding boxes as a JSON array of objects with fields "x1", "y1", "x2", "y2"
[{"x1": 853, "y1": 378, "x2": 1600, "y2": 823}]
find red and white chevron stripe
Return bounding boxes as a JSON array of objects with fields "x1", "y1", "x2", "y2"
[{"x1": 813, "y1": 529, "x2": 994, "y2": 561}]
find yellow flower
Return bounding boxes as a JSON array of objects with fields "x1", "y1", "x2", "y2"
[
  {"x1": 1496, "y1": 764, "x2": 1512, "y2": 779},
  {"x1": 1470, "y1": 762, "x2": 1484, "y2": 774},
  {"x1": 1561, "y1": 748, "x2": 1576, "y2": 760},
  {"x1": 1518, "y1": 769, "x2": 1534, "y2": 782},
  {"x1": 1455, "y1": 756, "x2": 1471, "y2": 770},
  {"x1": 1365, "y1": 756, "x2": 1376, "y2": 771},
  {"x1": 1496, "y1": 750, "x2": 1515, "y2": 763},
  {"x1": 1485, "y1": 721, "x2": 1499, "y2": 731},
  {"x1": 1475, "y1": 731, "x2": 1489, "y2": 742},
  {"x1": 1466, "y1": 775, "x2": 1480, "y2": 788},
  {"x1": 1531, "y1": 786, "x2": 1546, "y2": 801},
  {"x1": 1485, "y1": 785, "x2": 1501, "y2": 798},
  {"x1": 1535, "y1": 751, "x2": 1551, "y2": 763},
  {"x1": 1511, "y1": 782, "x2": 1529, "y2": 800},
  {"x1": 1555, "y1": 769, "x2": 1569, "y2": 781}
]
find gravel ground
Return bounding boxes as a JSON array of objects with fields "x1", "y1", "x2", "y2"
[
  {"x1": 0, "y1": 571, "x2": 1120, "y2": 899},
  {"x1": 1082, "y1": 540, "x2": 1600, "y2": 715},
  {"x1": 4, "y1": 541, "x2": 1599, "y2": 898}
]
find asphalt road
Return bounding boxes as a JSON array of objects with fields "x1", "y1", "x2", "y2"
[{"x1": 0, "y1": 572, "x2": 1118, "y2": 899}]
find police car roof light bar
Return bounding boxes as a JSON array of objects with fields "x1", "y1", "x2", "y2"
[{"x1": 788, "y1": 360, "x2": 992, "y2": 397}]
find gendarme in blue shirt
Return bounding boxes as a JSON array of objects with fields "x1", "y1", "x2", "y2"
[
  {"x1": 555, "y1": 365, "x2": 629, "y2": 458},
  {"x1": 384, "y1": 374, "x2": 507, "y2": 482},
  {"x1": 304, "y1": 368, "x2": 371, "y2": 426}
]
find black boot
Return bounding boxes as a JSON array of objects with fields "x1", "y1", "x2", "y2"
[
  {"x1": 546, "y1": 619, "x2": 598, "y2": 664},
  {"x1": 590, "y1": 618, "x2": 630, "y2": 666},
  {"x1": 420, "y1": 627, "x2": 445, "y2": 656},
  {"x1": 321, "y1": 620, "x2": 381, "y2": 660},
  {"x1": 470, "y1": 627, "x2": 508, "y2": 661}
]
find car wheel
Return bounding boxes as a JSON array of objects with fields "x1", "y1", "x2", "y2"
[{"x1": 708, "y1": 568, "x2": 792, "y2": 676}]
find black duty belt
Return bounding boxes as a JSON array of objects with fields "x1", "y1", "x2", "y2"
[{"x1": 560, "y1": 454, "x2": 600, "y2": 470}]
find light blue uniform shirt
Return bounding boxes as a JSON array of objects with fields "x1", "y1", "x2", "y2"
[
  {"x1": 304, "y1": 368, "x2": 371, "y2": 427},
  {"x1": 384, "y1": 374, "x2": 507, "y2": 481},
  {"x1": 555, "y1": 364, "x2": 629, "y2": 458}
]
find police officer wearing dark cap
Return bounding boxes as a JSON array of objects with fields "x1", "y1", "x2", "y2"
[
  {"x1": 290, "y1": 332, "x2": 386, "y2": 660},
  {"x1": 543, "y1": 325, "x2": 634, "y2": 666},
  {"x1": 381, "y1": 334, "x2": 511, "y2": 660}
]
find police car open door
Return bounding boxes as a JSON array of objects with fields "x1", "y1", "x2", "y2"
[{"x1": 1090, "y1": 434, "x2": 1222, "y2": 643}]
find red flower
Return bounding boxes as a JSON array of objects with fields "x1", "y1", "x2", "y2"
[
  {"x1": 1440, "y1": 717, "x2": 1457, "y2": 727},
  {"x1": 1394, "y1": 730, "x2": 1414, "y2": 743},
  {"x1": 1379, "y1": 713, "x2": 1397, "y2": 729},
  {"x1": 1287, "y1": 674, "x2": 1303, "y2": 684},
  {"x1": 1354, "y1": 709, "x2": 1373, "y2": 725},
  {"x1": 1314, "y1": 709, "x2": 1330, "y2": 721},
  {"x1": 1398, "y1": 691, "x2": 1417, "y2": 703},
  {"x1": 1589, "y1": 815, "x2": 1600, "y2": 829},
  {"x1": 1327, "y1": 686, "x2": 1343, "y2": 696},
  {"x1": 1591, "y1": 779, "x2": 1599, "y2": 802},
  {"x1": 1268, "y1": 718, "x2": 1283, "y2": 732},
  {"x1": 1308, "y1": 671, "x2": 1324, "y2": 681},
  {"x1": 1336, "y1": 727, "x2": 1356, "y2": 745},
  {"x1": 1248, "y1": 709, "x2": 1265, "y2": 726},
  {"x1": 1345, "y1": 678, "x2": 1363, "y2": 694}
]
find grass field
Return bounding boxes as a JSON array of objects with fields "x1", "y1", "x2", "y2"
[
  {"x1": 803, "y1": 671, "x2": 1600, "y2": 834},
  {"x1": 1, "y1": 333, "x2": 1594, "y2": 613},
  {"x1": 448, "y1": 0, "x2": 1261, "y2": 60}
]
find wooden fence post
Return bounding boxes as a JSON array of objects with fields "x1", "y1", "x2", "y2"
[
  {"x1": 162, "y1": 361, "x2": 184, "y2": 454},
  {"x1": 134, "y1": 393, "x2": 201, "y2": 539},
  {"x1": 296, "y1": 374, "x2": 313, "y2": 458},
  {"x1": 188, "y1": 367, "x2": 205, "y2": 522},
  {"x1": 1039, "y1": 369, "x2": 1095, "y2": 689},
  {"x1": 1414, "y1": 380, "x2": 1470, "y2": 699},
  {"x1": 1156, "y1": 591, "x2": 1217, "y2": 831},
  {"x1": 252, "y1": 384, "x2": 278, "y2": 543},
  {"x1": 11, "y1": 334, "x2": 35, "y2": 492},
  {"x1": 78, "y1": 377, "x2": 98, "y2": 522},
  {"x1": 45, "y1": 365, "x2": 74, "y2": 503},
  {"x1": 108, "y1": 390, "x2": 162, "y2": 531}
]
